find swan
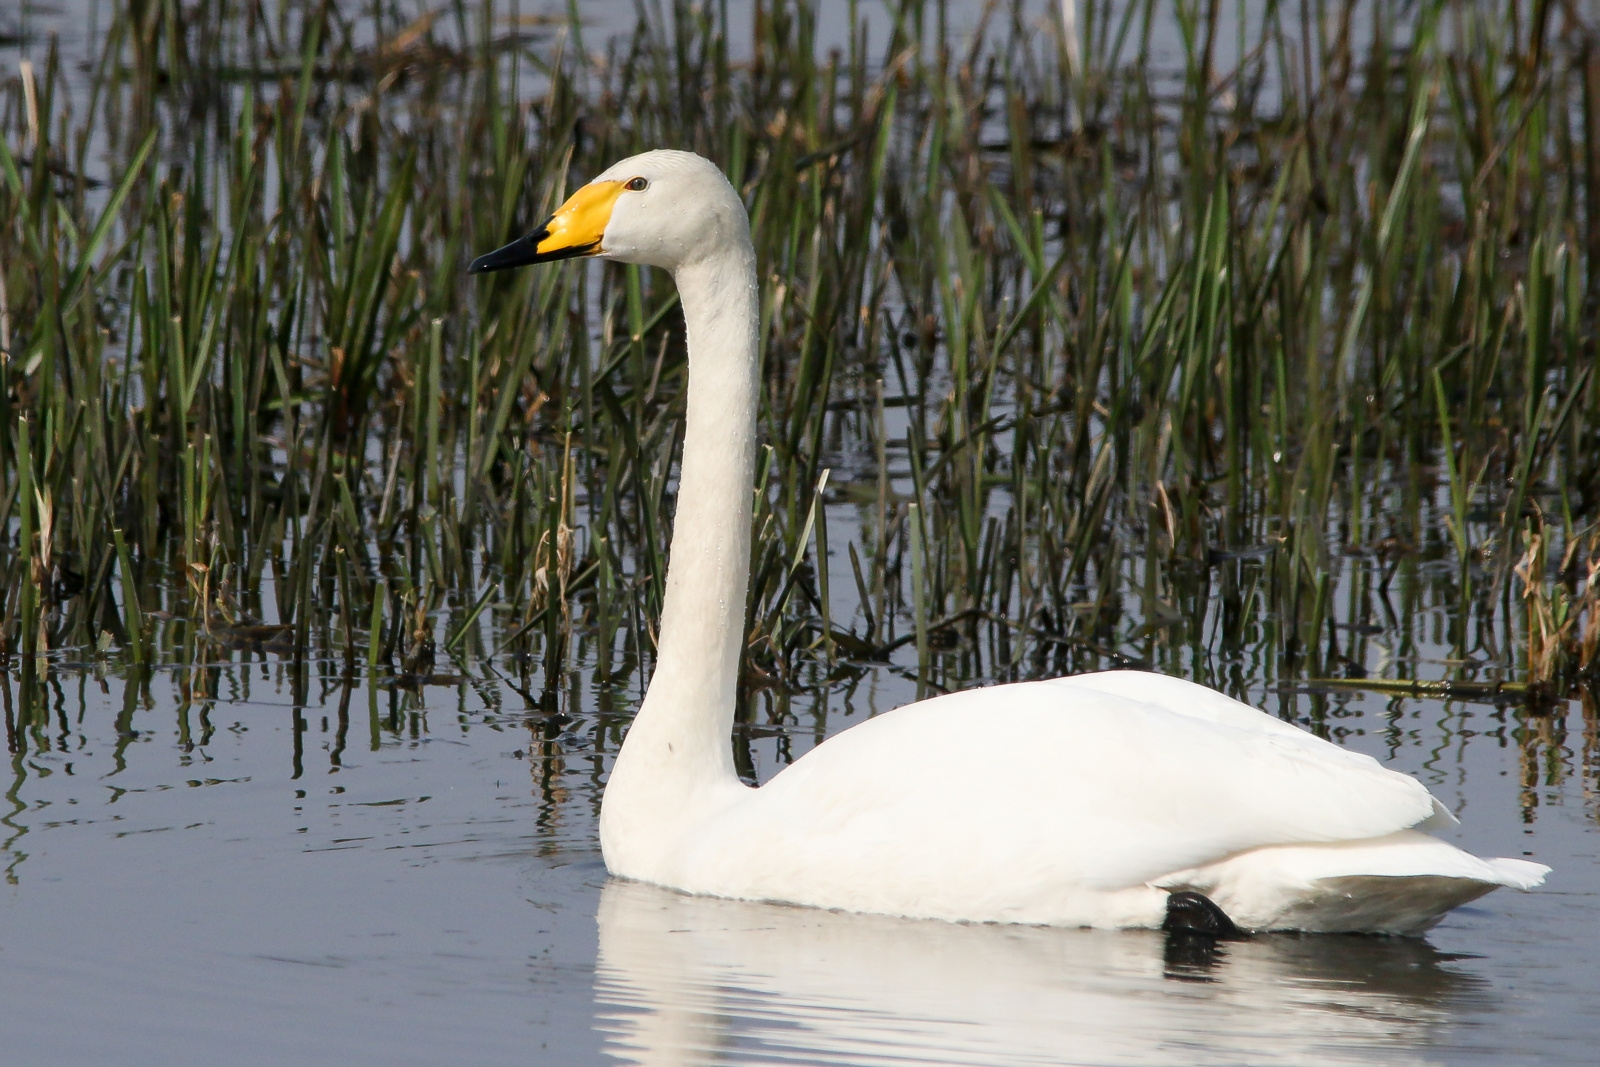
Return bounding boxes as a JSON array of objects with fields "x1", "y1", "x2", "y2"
[{"x1": 470, "y1": 149, "x2": 1548, "y2": 934}]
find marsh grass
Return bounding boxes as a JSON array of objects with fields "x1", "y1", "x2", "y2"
[{"x1": 2, "y1": 0, "x2": 1599, "y2": 767}]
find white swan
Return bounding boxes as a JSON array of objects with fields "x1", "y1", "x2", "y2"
[{"x1": 471, "y1": 150, "x2": 1547, "y2": 934}]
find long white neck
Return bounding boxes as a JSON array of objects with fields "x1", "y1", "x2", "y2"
[{"x1": 599, "y1": 240, "x2": 760, "y2": 876}]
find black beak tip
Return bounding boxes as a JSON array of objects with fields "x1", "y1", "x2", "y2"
[{"x1": 467, "y1": 226, "x2": 551, "y2": 276}]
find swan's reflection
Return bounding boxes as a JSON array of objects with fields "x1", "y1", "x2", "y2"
[{"x1": 594, "y1": 879, "x2": 1486, "y2": 1066}]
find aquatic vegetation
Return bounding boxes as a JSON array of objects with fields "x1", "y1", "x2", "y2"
[{"x1": 1, "y1": 0, "x2": 1597, "y2": 757}]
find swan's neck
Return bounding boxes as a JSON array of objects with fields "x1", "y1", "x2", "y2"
[{"x1": 600, "y1": 242, "x2": 760, "y2": 872}]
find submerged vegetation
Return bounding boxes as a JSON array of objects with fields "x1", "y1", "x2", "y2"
[{"x1": 1, "y1": 0, "x2": 1598, "y2": 768}]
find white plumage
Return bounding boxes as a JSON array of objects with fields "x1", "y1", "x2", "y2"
[{"x1": 473, "y1": 149, "x2": 1547, "y2": 934}]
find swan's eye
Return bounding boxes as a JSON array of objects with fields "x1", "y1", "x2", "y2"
[{"x1": 625, "y1": 176, "x2": 649, "y2": 192}]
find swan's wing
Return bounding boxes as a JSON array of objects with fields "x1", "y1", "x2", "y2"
[
  {"x1": 1053, "y1": 670, "x2": 1333, "y2": 738},
  {"x1": 691, "y1": 675, "x2": 1446, "y2": 902},
  {"x1": 1058, "y1": 670, "x2": 1461, "y2": 826}
]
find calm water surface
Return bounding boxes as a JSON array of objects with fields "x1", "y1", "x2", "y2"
[{"x1": 0, "y1": 654, "x2": 1595, "y2": 1066}]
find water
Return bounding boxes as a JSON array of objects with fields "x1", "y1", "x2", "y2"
[{"x1": 1, "y1": 656, "x2": 1595, "y2": 1065}]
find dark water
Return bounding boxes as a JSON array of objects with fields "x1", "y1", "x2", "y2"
[{"x1": 1, "y1": 653, "x2": 1595, "y2": 1066}]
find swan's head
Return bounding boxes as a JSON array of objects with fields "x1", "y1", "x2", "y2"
[{"x1": 469, "y1": 150, "x2": 747, "y2": 275}]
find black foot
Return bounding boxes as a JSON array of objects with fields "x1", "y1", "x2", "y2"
[
  {"x1": 1162, "y1": 928, "x2": 1226, "y2": 979},
  {"x1": 1162, "y1": 890, "x2": 1246, "y2": 939}
]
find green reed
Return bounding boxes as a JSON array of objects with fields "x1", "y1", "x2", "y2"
[{"x1": 2, "y1": 0, "x2": 1598, "y2": 753}]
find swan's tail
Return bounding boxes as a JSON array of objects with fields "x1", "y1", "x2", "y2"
[
  {"x1": 1158, "y1": 831, "x2": 1550, "y2": 936},
  {"x1": 1475, "y1": 855, "x2": 1553, "y2": 890}
]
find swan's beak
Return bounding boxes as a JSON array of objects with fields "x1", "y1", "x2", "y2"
[{"x1": 469, "y1": 180, "x2": 626, "y2": 273}]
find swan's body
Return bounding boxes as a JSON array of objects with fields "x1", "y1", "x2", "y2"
[{"x1": 472, "y1": 150, "x2": 1548, "y2": 934}]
